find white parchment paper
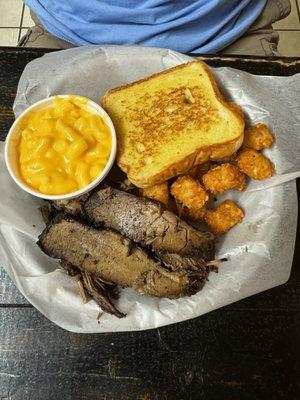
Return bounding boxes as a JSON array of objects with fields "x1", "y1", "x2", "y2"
[{"x1": 0, "y1": 45, "x2": 299, "y2": 333}]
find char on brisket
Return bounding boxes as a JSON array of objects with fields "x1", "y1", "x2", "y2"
[
  {"x1": 53, "y1": 193, "x2": 90, "y2": 217},
  {"x1": 84, "y1": 187, "x2": 215, "y2": 273},
  {"x1": 59, "y1": 260, "x2": 125, "y2": 318}
]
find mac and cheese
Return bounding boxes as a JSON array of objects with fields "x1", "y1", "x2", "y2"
[{"x1": 17, "y1": 96, "x2": 112, "y2": 195}]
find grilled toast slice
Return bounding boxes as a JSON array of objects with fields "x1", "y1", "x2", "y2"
[{"x1": 101, "y1": 61, "x2": 244, "y2": 188}]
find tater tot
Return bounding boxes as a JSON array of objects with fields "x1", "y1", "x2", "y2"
[
  {"x1": 204, "y1": 200, "x2": 244, "y2": 234},
  {"x1": 187, "y1": 161, "x2": 211, "y2": 180},
  {"x1": 175, "y1": 200, "x2": 206, "y2": 222},
  {"x1": 139, "y1": 182, "x2": 169, "y2": 206},
  {"x1": 202, "y1": 163, "x2": 246, "y2": 195},
  {"x1": 171, "y1": 176, "x2": 208, "y2": 211},
  {"x1": 171, "y1": 201, "x2": 206, "y2": 222},
  {"x1": 236, "y1": 148, "x2": 274, "y2": 180},
  {"x1": 188, "y1": 205, "x2": 207, "y2": 222},
  {"x1": 242, "y1": 123, "x2": 275, "y2": 150}
]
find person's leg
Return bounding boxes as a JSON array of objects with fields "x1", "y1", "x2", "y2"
[
  {"x1": 221, "y1": 0, "x2": 291, "y2": 56},
  {"x1": 18, "y1": 11, "x2": 75, "y2": 49}
]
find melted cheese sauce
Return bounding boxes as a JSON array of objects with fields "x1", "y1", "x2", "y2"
[{"x1": 17, "y1": 96, "x2": 112, "y2": 195}]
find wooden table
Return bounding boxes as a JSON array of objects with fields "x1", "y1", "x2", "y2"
[{"x1": 0, "y1": 47, "x2": 299, "y2": 400}]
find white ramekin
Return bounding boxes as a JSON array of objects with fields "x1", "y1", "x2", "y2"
[{"x1": 5, "y1": 95, "x2": 117, "y2": 201}]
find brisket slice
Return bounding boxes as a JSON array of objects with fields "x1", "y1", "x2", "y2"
[
  {"x1": 52, "y1": 193, "x2": 90, "y2": 217},
  {"x1": 84, "y1": 187, "x2": 215, "y2": 272},
  {"x1": 37, "y1": 214, "x2": 206, "y2": 300},
  {"x1": 59, "y1": 260, "x2": 125, "y2": 318}
]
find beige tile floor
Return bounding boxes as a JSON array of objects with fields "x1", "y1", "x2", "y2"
[{"x1": 0, "y1": 0, "x2": 300, "y2": 55}]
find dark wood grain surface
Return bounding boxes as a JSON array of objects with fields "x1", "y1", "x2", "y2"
[{"x1": 0, "y1": 47, "x2": 299, "y2": 400}]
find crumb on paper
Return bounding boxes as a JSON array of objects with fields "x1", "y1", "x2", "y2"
[{"x1": 97, "y1": 311, "x2": 104, "y2": 323}]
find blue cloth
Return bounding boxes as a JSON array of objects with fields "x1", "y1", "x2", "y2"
[{"x1": 24, "y1": 0, "x2": 266, "y2": 54}]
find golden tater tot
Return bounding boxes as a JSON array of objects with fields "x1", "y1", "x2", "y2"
[
  {"x1": 175, "y1": 200, "x2": 206, "y2": 222},
  {"x1": 236, "y1": 148, "x2": 274, "y2": 180},
  {"x1": 204, "y1": 200, "x2": 244, "y2": 234},
  {"x1": 187, "y1": 161, "x2": 211, "y2": 180},
  {"x1": 188, "y1": 205, "x2": 207, "y2": 221},
  {"x1": 171, "y1": 176, "x2": 208, "y2": 211},
  {"x1": 202, "y1": 163, "x2": 246, "y2": 195},
  {"x1": 139, "y1": 182, "x2": 169, "y2": 206},
  {"x1": 242, "y1": 123, "x2": 275, "y2": 150}
]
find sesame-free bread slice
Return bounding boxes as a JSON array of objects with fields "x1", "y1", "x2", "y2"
[{"x1": 101, "y1": 61, "x2": 244, "y2": 188}]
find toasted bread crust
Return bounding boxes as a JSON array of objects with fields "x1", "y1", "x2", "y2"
[
  {"x1": 101, "y1": 61, "x2": 244, "y2": 188},
  {"x1": 128, "y1": 135, "x2": 243, "y2": 187}
]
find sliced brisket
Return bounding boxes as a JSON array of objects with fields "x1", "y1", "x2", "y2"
[
  {"x1": 38, "y1": 214, "x2": 205, "y2": 300},
  {"x1": 84, "y1": 187, "x2": 215, "y2": 272}
]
